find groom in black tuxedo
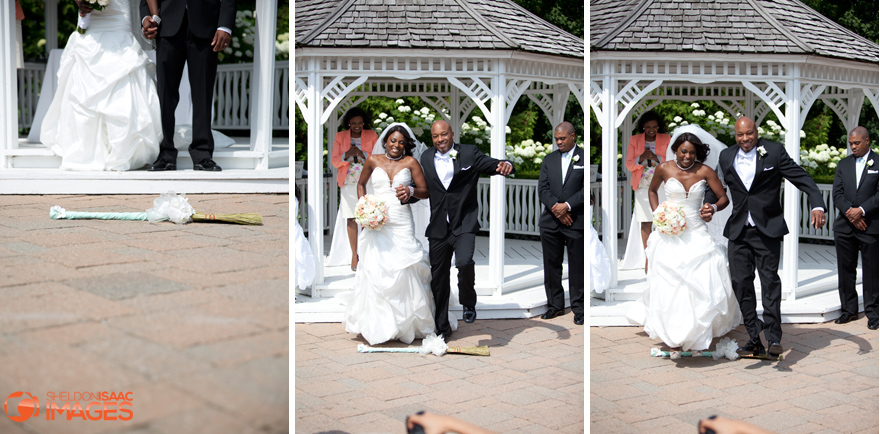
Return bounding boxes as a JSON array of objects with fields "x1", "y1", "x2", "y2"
[
  {"x1": 702, "y1": 117, "x2": 826, "y2": 358},
  {"x1": 832, "y1": 126, "x2": 879, "y2": 330},
  {"x1": 141, "y1": 0, "x2": 237, "y2": 172},
  {"x1": 538, "y1": 122, "x2": 585, "y2": 325},
  {"x1": 396, "y1": 120, "x2": 514, "y2": 340}
]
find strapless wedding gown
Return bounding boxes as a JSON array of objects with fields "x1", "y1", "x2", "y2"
[
  {"x1": 342, "y1": 167, "x2": 453, "y2": 345},
  {"x1": 40, "y1": 0, "x2": 160, "y2": 171},
  {"x1": 626, "y1": 178, "x2": 741, "y2": 351}
]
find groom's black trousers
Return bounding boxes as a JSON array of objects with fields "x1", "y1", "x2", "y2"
[
  {"x1": 834, "y1": 231, "x2": 879, "y2": 320},
  {"x1": 428, "y1": 233, "x2": 477, "y2": 335},
  {"x1": 729, "y1": 226, "x2": 783, "y2": 343},
  {"x1": 155, "y1": 10, "x2": 218, "y2": 165}
]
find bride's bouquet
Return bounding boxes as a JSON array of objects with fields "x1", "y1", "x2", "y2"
[
  {"x1": 653, "y1": 201, "x2": 687, "y2": 236},
  {"x1": 355, "y1": 194, "x2": 388, "y2": 230},
  {"x1": 76, "y1": 0, "x2": 110, "y2": 35}
]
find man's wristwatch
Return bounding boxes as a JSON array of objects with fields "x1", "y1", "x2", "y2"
[{"x1": 710, "y1": 203, "x2": 718, "y2": 213}]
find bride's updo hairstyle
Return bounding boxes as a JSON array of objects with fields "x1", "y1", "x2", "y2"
[
  {"x1": 383, "y1": 125, "x2": 416, "y2": 157},
  {"x1": 670, "y1": 132, "x2": 710, "y2": 163}
]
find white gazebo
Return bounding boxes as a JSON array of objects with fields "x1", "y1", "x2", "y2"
[
  {"x1": 0, "y1": 1, "x2": 288, "y2": 193},
  {"x1": 295, "y1": 0, "x2": 585, "y2": 295},
  {"x1": 590, "y1": 0, "x2": 879, "y2": 301}
]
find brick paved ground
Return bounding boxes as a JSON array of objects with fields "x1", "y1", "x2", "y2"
[
  {"x1": 591, "y1": 322, "x2": 879, "y2": 433},
  {"x1": 295, "y1": 315, "x2": 585, "y2": 434},
  {"x1": 0, "y1": 194, "x2": 289, "y2": 434}
]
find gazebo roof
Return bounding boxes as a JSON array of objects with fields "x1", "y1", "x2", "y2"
[
  {"x1": 295, "y1": 0, "x2": 584, "y2": 58},
  {"x1": 590, "y1": 0, "x2": 879, "y2": 64}
]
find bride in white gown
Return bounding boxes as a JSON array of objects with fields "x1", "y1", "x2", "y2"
[
  {"x1": 626, "y1": 130, "x2": 741, "y2": 351},
  {"x1": 342, "y1": 124, "x2": 454, "y2": 345},
  {"x1": 40, "y1": 0, "x2": 161, "y2": 171}
]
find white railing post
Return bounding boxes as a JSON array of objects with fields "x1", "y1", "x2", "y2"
[
  {"x1": 250, "y1": 0, "x2": 276, "y2": 170},
  {"x1": 1, "y1": 1, "x2": 17, "y2": 167}
]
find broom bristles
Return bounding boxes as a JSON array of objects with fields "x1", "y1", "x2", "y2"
[
  {"x1": 191, "y1": 212, "x2": 263, "y2": 225},
  {"x1": 446, "y1": 345, "x2": 490, "y2": 356}
]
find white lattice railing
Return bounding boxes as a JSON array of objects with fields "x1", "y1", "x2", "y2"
[
  {"x1": 17, "y1": 61, "x2": 289, "y2": 131},
  {"x1": 589, "y1": 181, "x2": 836, "y2": 241}
]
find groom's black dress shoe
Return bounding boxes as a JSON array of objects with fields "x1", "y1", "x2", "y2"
[
  {"x1": 147, "y1": 161, "x2": 176, "y2": 171},
  {"x1": 193, "y1": 159, "x2": 222, "y2": 171},
  {"x1": 463, "y1": 307, "x2": 477, "y2": 324},
  {"x1": 869, "y1": 319, "x2": 879, "y2": 330},
  {"x1": 767, "y1": 340, "x2": 783, "y2": 358},
  {"x1": 438, "y1": 331, "x2": 451, "y2": 342},
  {"x1": 736, "y1": 338, "x2": 765, "y2": 356},
  {"x1": 541, "y1": 307, "x2": 565, "y2": 320},
  {"x1": 835, "y1": 313, "x2": 859, "y2": 324},
  {"x1": 573, "y1": 314, "x2": 584, "y2": 325}
]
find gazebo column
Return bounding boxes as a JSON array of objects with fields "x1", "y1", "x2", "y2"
[
  {"x1": 781, "y1": 76, "x2": 803, "y2": 299},
  {"x1": 1, "y1": 1, "x2": 16, "y2": 168},
  {"x1": 45, "y1": 0, "x2": 58, "y2": 53},
  {"x1": 250, "y1": 0, "x2": 276, "y2": 170},
  {"x1": 305, "y1": 59, "x2": 325, "y2": 288},
  {"x1": 598, "y1": 63, "x2": 620, "y2": 288},
  {"x1": 487, "y1": 62, "x2": 508, "y2": 294}
]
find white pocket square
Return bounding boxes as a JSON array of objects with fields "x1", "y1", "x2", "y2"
[
  {"x1": 573, "y1": 165, "x2": 584, "y2": 170},
  {"x1": 868, "y1": 170, "x2": 879, "y2": 174},
  {"x1": 461, "y1": 166, "x2": 472, "y2": 171},
  {"x1": 763, "y1": 166, "x2": 774, "y2": 171}
]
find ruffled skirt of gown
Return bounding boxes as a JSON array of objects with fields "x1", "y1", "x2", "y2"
[{"x1": 40, "y1": 5, "x2": 160, "y2": 171}]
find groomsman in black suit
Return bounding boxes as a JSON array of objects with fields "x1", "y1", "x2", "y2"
[
  {"x1": 141, "y1": 0, "x2": 237, "y2": 172},
  {"x1": 537, "y1": 122, "x2": 585, "y2": 325},
  {"x1": 832, "y1": 126, "x2": 879, "y2": 330},
  {"x1": 396, "y1": 120, "x2": 514, "y2": 340},
  {"x1": 701, "y1": 117, "x2": 826, "y2": 358}
]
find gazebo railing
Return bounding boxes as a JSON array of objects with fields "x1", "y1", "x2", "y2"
[{"x1": 16, "y1": 60, "x2": 290, "y2": 131}]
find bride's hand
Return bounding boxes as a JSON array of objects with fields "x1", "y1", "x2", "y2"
[
  {"x1": 75, "y1": 0, "x2": 93, "y2": 15},
  {"x1": 699, "y1": 203, "x2": 715, "y2": 222}
]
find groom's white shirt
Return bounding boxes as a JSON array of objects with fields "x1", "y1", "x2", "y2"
[
  {"x1": 735, "y1": 147, "x2": 758, "y2": 226},
  {"x1": 435, "y1": 148, "x2": 454, "y2": 223}
]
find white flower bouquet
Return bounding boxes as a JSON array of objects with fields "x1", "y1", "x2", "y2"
[
  {"x1": 76, "y1": 0, "x2": 110, "y2": 34},
  {"x1": 355, "y1": 194, "x2": 388, "y2": 230},
  {"x1": 653, "y1": 201, "x2": 687, "y2": 236}
]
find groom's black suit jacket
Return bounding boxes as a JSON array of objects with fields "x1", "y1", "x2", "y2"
[
  {"x1": 419, "y1": 143, "x2": 514, "y2": 238},
  {"x1": 712, "y1": 139, "x2": 825, "y2": 240},
  {"x1": 538, "y1": 147, "x2": 586, "y2": 234},
  {"x1": 832, "y1": 150, "x2": 879, "y2": 239},
  {"x1": 140, "y1": 0, "x2": 237, "y2": 40}
]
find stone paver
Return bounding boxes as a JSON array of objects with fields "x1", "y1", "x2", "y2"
[
  {"x1": 0, "y1": 194, "x2": 288, "y2": 434},
  {"x1": 295, "y1": 315, "x2": 585, "y2": 433},
  {"x1": 591, "y1": 322, "x2": 879, "y2": 433}
]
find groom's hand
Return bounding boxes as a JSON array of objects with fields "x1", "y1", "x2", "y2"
[
  {"x1": 211, "y1": 30, "x2": 232, "y2": 53},
  {"x1": 496, "y1": 161, "x2": 513, "y2": 176},
  {"x1": 699, "y1": 203, "x2": 714, "y2": 222},
  {"x1": 810, "y1": 209, "x2": 826, "y2": 229},
  {"x1": 142, "y1": 17, "x2": 158, "y2": 40}
]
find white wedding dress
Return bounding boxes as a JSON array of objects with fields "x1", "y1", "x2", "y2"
[
  {"x1": 626, "y1": 178, "x2": 741, "y2": 351},
  {"x1": 343, "y1": 167, "x2": 452, "y2": 345},
  {"x1": 40, "y1": 0, "x2": 160, "y2": 171}
]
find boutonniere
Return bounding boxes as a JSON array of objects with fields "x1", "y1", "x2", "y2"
[
  {"x1": 572, "y1": 154, "x2": 580, "y2": 162},
  {"x1": 868, "y1": 159, "x2": 874, "y2": 167},
  {"x1": 449, "y1": 149, "x2": 458, "y2": 160},
  {"x1": 757, "y1": 146, "x2": 767, "y2": 158}
]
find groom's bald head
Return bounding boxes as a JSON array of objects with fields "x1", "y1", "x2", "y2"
[
  {"x1": 431, "y1": 120, "x2": 455, "y2": 154},
  {"x1": 734, "y1": 116, "x2": 759, "y2": 153}
]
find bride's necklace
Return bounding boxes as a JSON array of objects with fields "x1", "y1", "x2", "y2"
[
  {"x1": 675, "y1": 158, "x2": 696, "y2": 171},
  {"x1": 385, "y1": 152, "x2": 404, "y2": 161}
]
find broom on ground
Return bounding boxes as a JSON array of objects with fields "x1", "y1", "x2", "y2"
[{"x1": 356, "y1": 334, "x2": 489, "y2": 357}]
